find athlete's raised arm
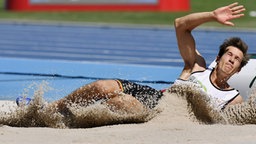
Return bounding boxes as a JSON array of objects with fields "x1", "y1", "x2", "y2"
[{"x1": 174, "y1": 2, "x2": 245, "y2": 80}]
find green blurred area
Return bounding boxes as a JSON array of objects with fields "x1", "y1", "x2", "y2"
[{"x1": 0, "y1": 0, "x2": 255, "y2": 28}]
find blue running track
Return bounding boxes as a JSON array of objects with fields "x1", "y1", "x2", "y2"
[{"x1": 0, "y1": 21, "x2": 255, "y2": 101}]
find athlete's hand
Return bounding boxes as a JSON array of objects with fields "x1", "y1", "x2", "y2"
[{"x1": 213, "y1": 2, "x2": 245, "y2": 26}]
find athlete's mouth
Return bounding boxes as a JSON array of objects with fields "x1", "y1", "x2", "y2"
[{"x1": 225, "y1": 63, "x2": 233, "y2": 69}]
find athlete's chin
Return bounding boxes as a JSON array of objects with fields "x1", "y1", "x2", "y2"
[
  {"x1": 222, "y1": 68, "x2": 236, "y2": 76},
  {"x1": 223, "y1": 70, "x2": 237, "y2": 77},
  {"x1": 224, "y1": 65, "x2": 233, "y2": 71}
]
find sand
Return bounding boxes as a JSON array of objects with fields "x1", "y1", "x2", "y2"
[{"x1": 1, "y1": 84, "x2": 256, "y2": 144}]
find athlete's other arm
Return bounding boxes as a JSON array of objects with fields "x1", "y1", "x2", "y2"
[{"x1": 174, "y1": 2, "x2": 245, "y2": 80}]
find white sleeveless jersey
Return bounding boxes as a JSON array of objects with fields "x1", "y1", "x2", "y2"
[{"x1": 176, "y1": 69, "x2": 239, "y2": 110}]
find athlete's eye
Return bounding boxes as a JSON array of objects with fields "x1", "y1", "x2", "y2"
[
  {"x1": 235, "y1": 56, "x2": 242, "y2": 63},
  {"x1": 227, "y1": 52, "x2": 232, "y2": 56},
  {"x1": 225, "y1": 52, "x2": 232, "y2": 57}
]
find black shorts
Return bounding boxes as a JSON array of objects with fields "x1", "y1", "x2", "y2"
[{"x1": 116, "y1": 79, "x2": 163, "y2": 109}]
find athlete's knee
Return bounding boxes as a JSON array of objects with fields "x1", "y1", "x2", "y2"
[
  {"x1": 106, "y1": 95, "x2": 146, "y2": 114},
  {"x1": 91, "y1": 80, "x2": 120, "y2": 94}
]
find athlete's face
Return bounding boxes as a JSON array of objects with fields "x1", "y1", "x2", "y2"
[{"x1": 216, "y1": 46, "x2": 243, "y2": 77}]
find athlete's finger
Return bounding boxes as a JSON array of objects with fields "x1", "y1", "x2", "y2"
[
  {"x1": 232, "y1": 13, "x2": 245, "y2": 19},
  {"x1": 231, "y1": 5, "x2": 245, "y2": 13},
  {"x1": 228, "y1": 2, "x2": 239, "y2": 9}
]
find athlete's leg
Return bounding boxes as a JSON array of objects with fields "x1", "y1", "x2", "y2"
[
  {"x1": 48, "y1": 80, "x2": 149, "y2": 115},
  {"x1": 105, "y1": 94, "x2": 146, "y2": 114},
  {"x1": 52, "y1": 80, "x2": 122, "y2": 113}
]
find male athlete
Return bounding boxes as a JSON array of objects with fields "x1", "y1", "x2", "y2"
[
  {"x1": 38, "y1": 2, "x2": 249, "y2": 113},
  {"x1": 173, "y1": 2, "x2": 249, "y2": 110}
]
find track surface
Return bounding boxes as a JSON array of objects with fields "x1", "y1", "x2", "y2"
[{"x1": 0, "y1": 22, "x2": 255, "y2": 101}]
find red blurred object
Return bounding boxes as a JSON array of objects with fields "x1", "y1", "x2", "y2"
[{"x1": 6, "y1": 0, "x2": 190, "y2": 12}]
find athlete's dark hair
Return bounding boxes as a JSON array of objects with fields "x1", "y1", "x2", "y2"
[{"x1": 218, "y1": 37, "x2": 249, "y2": 68}]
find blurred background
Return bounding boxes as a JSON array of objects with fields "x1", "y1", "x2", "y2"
[{"x1": 1, "y1": 0, "x2": 256, "y2": 28}]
